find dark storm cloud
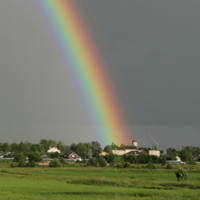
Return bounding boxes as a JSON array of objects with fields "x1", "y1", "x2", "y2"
[
  {"x1": 79, "y1": 0, "x2": 200, "y2": 126},
  {"x1": 0, "y1": 0, "x2": 200, "y2": 151}
]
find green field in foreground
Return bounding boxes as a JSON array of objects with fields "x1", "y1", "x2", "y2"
[{"x1": 1, "y1": 163, "x2": 200, "y2": 199}]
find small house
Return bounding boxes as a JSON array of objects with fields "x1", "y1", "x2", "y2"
[
  {"x1": 66, "y1": 152, "x2": 81, "y2": 160},
  {"x1": 47, "y1": 147, "x2": 60, "y2": 154}
]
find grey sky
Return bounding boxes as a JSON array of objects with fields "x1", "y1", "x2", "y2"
[{"x1": 0, "y1": 0, "x2": 200, "y2": 152}]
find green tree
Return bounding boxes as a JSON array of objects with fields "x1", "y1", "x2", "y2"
[
  {"x1": 2, "y1": 143, "x2": 10, "y2": 153},
  {"x1": 10, "y1": 143, "x2": 19, "y2": 153},
  {"x1": 166, "y1": 148, "x2": 177, "y2": 157},
  {"x1": 28, "y1": 152, "x2": 42, "y2": 162},
  {"x1": 91, "y1": 141, "x2": 102, "y2": 157},
  {"x1": 30, "y1": 144, "x2": 44, "y2": 154},
  {"x1": 14, "y1": 153, "x2": 26, "y2": 163},
  {"x1": 175, "y1": 169, "x2": 188, "y2": 181},
  {"x1": 18, "y1": 142, "x2": 31, "y2": 154},
  {"x1": 136, "y1": 153, "x2": 148, "y2": 164},
  {"x1": 122, "y1": 154, "x2": 136, "y2": 164},
  {"x1": 98, "y1": 157, "x2": 107, "y2": 167},
  {"x1": 49, "y1": 158, "x2": 62, "y2": 167},
  {"x1": 40, "y1": 139, "x2": 57, "y2": 152},
  {"x1": 104, "y1": 145, "x2": 113, "y2": 154},
  {"x1": 180, "y1": 149, "x2": 193, "y2": 161}
]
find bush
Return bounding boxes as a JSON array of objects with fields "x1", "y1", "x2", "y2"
[
  {"x1": 98, "y1": 157, "x2": 107, "y2": 167},
  {"x1": 166, "y1": 164, "x2": 174, "y2": 169},
  {"x1": 110, "y1": 156, "x2": 122, "y2": 166},
  {"x1": 123, "y1": 162, "x2": 131, "y2": 168},
  {"x1": 14, "y1": 153, "x2": 26, "y2": 163},
  {"x1": 10, "y1": 163, "x2": 17, "y2": 168},
  {"x1": 28, "y1": 152, "x2": 42, "y2": 162},
  {"x1": 18, "y1": 161, "x2": 27, "y2": 167},
  {"x1": 175, "y1": 169, "x2": 188, "y2": 181},
  {"x1": 59, "y1": 157, "x2": 66, "y2": 164},
  {"x1": 145, "y1": 163, "x2": 157, "y2": 169},
  {"x1": 187, "y1": 160, "x2": 197, "y2": 165},
  {"x1": 27, "y1": 161, "x2": 36, "y2": 167},
  {"x1": 87, "y1": 158, "x2": 98, "y2": 166},
  {"x1": 49, "y1": 158, "x2": 62, "y2": 167}
]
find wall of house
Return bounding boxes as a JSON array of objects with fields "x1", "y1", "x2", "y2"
[
  {"x1": 112, "y1": 149, "x2": 141, "y2": 156},
  {"x1": 148, "y1": 150, "x2": 160, "y2": 157}
]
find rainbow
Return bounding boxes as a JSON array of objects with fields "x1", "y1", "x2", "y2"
[{"x1": 38, "y1": 0, "x2": 131, "y2": 145}]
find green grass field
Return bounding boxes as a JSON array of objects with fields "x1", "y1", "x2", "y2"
[{"x1": 1, "y1": 162, "x2": 200, "y2": 199}]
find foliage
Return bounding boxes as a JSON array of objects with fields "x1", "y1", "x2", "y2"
[
  {"x1": 163, "y1": 155, "x2": 176, "y2": 161},
  {"x1": 27, "y1": 161, "x2": 37, "y2": 167},
  {"x1": 2, "y1": 143, "x2": 10, "y2": 153},
  {"x1": 122, "y1": 154, "x2": 136, "y2": 164},
  {"x1": 49, "y1": 158, "x2": 62, "y2": 167},
  {"x1": 175, "y1": 169, "x2": 188, "y2": 181},
  {"x1": 136, "y1": 153, "x2": 148, "y2": 164},
  {"x1": 40, "y1": 139, "x2": 57, "y2": 152},
  {"x1": 166, "y1": 148, "x2": 177, "y2": 157},
  {"x1": 165, "y1": 164, "x2": 174, "y2": 169},
  {"x1": 59, "y1": 157, "x2": 66, "y2": 164},
  {"x1": 48, "y1": 152, "x2": 60, "y2": 158},
  {"x1": 98, "y1": 157, "x2": 107, "y2": 167},
  {"x1": 145, "y1": 163, "x2": 157, "y2": 169},
  {"x1": 87, "y1": 158, "x2": 98, "y2": 166},
  {"x1": 28, "y1": 152, "x2": 42, "y2": 162},
  {"x1": 87, "y1": 157, "x2": 107, "y2": 167},
  {"x1": 187, "y1": 160, "x2": 197, "y2": 165},
  {"x1": 110, "y1": 156, "x2": 122, "y2": 166},
  {"x1": 180, "y1": 149, "x2": 193, "y2": 161},
  {"x1": 17, "y1": 161, "x2": 27, "y2": 167},
  {"x1": 14, "y1": 153, "x2": 26, "y2": 163},
  {"x1": 3, "y1": 153, "x2": 14, "y2": 158},
  {"x1": 123, "y1": 162, "x2": 131, "y2": 168},
  {"x1": 103, "y1": 145, "x2": 113, "y2": 154}
]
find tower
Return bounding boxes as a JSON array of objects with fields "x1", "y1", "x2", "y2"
[{"x1": 132, "y1": 140, "x2": 138, "y2": 148}]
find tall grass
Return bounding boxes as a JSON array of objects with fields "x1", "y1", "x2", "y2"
[{"x1": 0, "y1": 164, "x2": 200, "y2": 199}]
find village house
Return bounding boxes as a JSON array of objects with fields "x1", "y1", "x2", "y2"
[
  {"x1": 65, "y1": 152, "x2": 81, "y2": 160},
  {"x1": 112, "y1": 140, "x2": 160, "y2": 157},
  {"x1": 47, "y1": 147, "x2": 60, "y2": 154}
]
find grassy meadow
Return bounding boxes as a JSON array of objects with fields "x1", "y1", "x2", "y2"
[{"x1": 1, "y1": 161, "x2": 200, "y2": 199}]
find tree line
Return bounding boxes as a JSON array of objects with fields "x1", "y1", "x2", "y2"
[
  {"x1": 1, "y1": 140, "x2": 199, "y2": 162},
  {"x1": 0, "y1": 139, "x2": 102, "y2": 159}
]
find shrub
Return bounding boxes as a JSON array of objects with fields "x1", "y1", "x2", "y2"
[
  {"x1": 87, "y1": 158, "x2": 98, "y2": 166},
  {"x1": 81, "y1": 159, "x2": 87, "y2": 163},
  {"x1": 187, "y1": 160, "x2": 197, "y2": 165},
  {"x1": 98, "y1": 157, "x2": 107, "y2": 167},
  {"x1": 27, "y1": 161, "x2": 36, "y2": 167},
  {"x1": 175, "y1": 169, "x2": 188, "y2": 181},
  {"x1": 146, "y1": 163, "x2": 156, "y2": 169},
  {"x1": 14, "y1": 153, "x2": 26, "y2": 163},
  {"x1": 49, "y1": 158, "x2": 62, "y2": 167},
  {"x1": 10, "y1": 163, "x2": 17, "y2": 168},
  {"x1": 59, "y1": 157, "x2": 66, "y2": 164},
  {"x1": 166, "y1": 164, "x2": 174, "y2": 169},
  {"x1": 110, "y1": 156, "x2": 122, "y2": 166},
  {"x1": 18, "y1": 161, "x2": 26, "y2": 167},
  {"x1": 28, "y1": 152, "x2": 42, "y2": 162},
  {"x1": 123, "y1": 162, "x2": 131, "y2": 168}
]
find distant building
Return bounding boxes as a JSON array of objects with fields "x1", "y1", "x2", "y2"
[
  {"x1": 41, "y1": 154, "x2": 49, "y2": 159},
  {"x1": 47, "y1": 147, "x2": 60, "y2": 154},
  {"x1": 148, "y1": 149, "x2": 160, "y2": 157},
  {"x1": 65, "y1": 152, "x2": 81, "y2": 160},
  {"x1": 112, "y1": 140, "x2": 160, "y2": 157},
  {"x1": 99, "y1": 152, "x2": 109, "y2": 156}
]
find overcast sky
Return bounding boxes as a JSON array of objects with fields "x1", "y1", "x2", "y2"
[{"x1": 0, "y1": 0, "x2": 200, "y2": 152}]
